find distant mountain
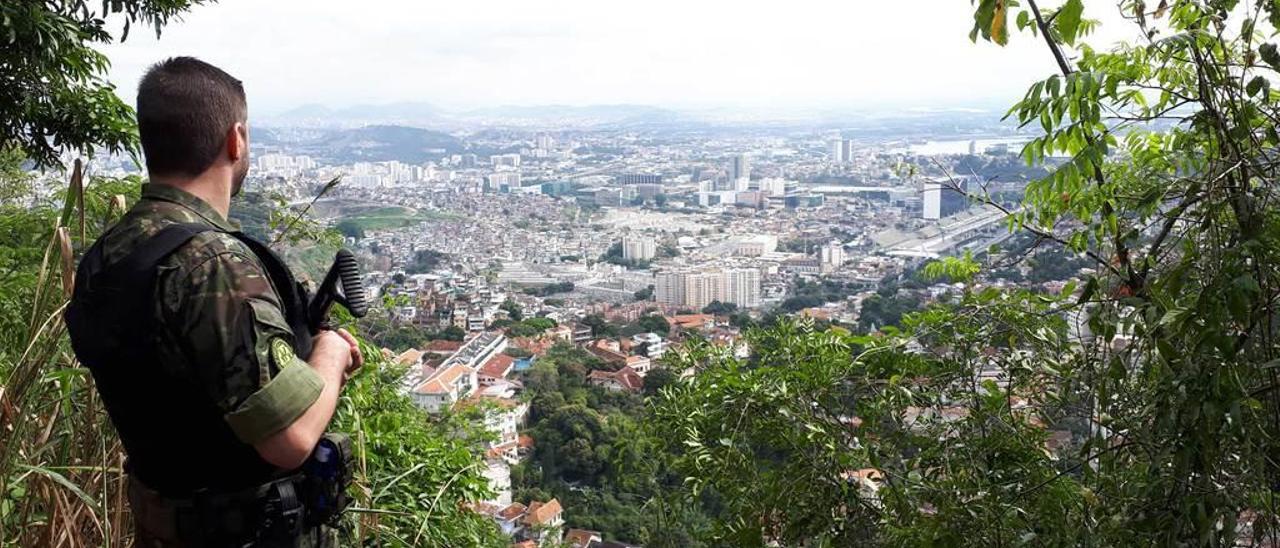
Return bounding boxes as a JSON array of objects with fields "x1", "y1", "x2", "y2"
[
  {"x1": 462, "y1": 104, "x2": 687, "y2": 127},
  {"x1": 249, "y1": 127, "x2": 284, "y2": 146},
  {"x1": 266, "y1": 102, "x2": 445, "y2": 126},
  {"x1": 303, "y1": 125, "x2": 464, "y2": 163}
]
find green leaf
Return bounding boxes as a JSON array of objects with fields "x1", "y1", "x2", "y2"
[
  {"x1": 1248, "y1": 76, "x2": 1266, "y2": 97},
  {"x1": 1017, "y1": 9, "x2": 1032, "y2": 30},
  {"x1": 1260, "y1": 43, "x2": 1280, "y2": 70},
  {"x1": 1057, "y1": 0, "x2": 1085, "y2": 46},
  {"x1": 1078, "y1": 276, "x2": 1099, "y2": 304}
]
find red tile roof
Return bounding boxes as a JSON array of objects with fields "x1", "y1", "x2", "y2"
[
  {"x1": 669, "y1": 313, "x2": 713, "y2": 329},
  {"x1": 487, "y1": 440, "x2": 518, "y2": 459},
  {"x1": 414, "y1": 363, "x2": 475, "y2": 395},
  {"x1": 587, "y1": 366, "x2": 643, "y2": 392},
  {"x1": 497, "y1": 502, "x2": 527, "y2": 521},
  {"x1": 564, "y1": 529, "x2": 602, "y2": 548},
  {"x1": 425, "y1": 340, "x2": 463, "y2": 353},
  {"x1": 616, "y1": 366, "x2": 643, "y2": 391},
  {"x1": 479, "y1": 353, "x2": 516, "y2": 379},
  {"x1": 394, "y1": 349, "x2": 425, "y2": 367},
  {"x1": 523, "y1": 498, "x2": 562, "y2": 526}
]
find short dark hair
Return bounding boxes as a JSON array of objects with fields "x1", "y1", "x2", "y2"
[{"x1": 137, "y1": 57, "x2": 246, "y2": 177}]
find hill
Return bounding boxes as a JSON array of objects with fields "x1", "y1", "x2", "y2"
[{"x1": 279, "y1": 125, "x2": 465, "y2": 163}]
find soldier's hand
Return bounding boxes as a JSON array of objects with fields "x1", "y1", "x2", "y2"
[
  {"x1": 311, "y1": 330, "x2": 354, "y2": 382},
  {"x1": 333, "y1": 328, "x2": 364, "y2": 380}
]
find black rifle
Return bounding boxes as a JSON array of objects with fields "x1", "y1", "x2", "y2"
[{"x1": 307, "y1": 249, "x2": 369, "y2": 333}]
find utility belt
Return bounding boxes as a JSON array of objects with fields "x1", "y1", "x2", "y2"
[{"x1": 130, "y1": 434, "x2": 352, "y2": 547}]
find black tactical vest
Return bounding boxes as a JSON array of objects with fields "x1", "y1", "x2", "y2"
[{"x1": 66, "y1": 223, "x2": 314, "y2": 496}]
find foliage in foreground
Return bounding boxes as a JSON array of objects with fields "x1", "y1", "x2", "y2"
[{"x1": 331, "y1": 354, "x2": 505, "y2": 547}]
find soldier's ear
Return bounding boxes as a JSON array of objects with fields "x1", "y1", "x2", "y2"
[{"x1": 227, "y1": 122, "x2": 247, "y2": 163}]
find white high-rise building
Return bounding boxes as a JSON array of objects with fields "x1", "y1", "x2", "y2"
[
  {"x1": 828, "y1": 140, "x2": 844, "y2": 163},
  {"x1": 923, "y1": 182, "x2": 943, "y2": 220},
  {"x1": 922, "y1": 178, "x2": 969, "y2": 220},
  {"x1": 536, "y1": 134, "x2": 554, "y2": 150},
  {"x1": 820, "y1": 241, "x2": 845, "y2": 274},
  {"x1": 256, "y1": 153, "x2": 315, "y2": 174},
  {"x1": 487, "y1": 171, "x2": 522, "y2": 191},
  {"x1": 621, "y1": 236, "x2": 657, "y2": 261},
  {"x1": 757, "y1": 177, "x2": 789, "y2": 197},
  {"x1": 654, "y1": 268, "x2": 761, "y2": 309},
  {"x1": 722, "y1": 268, "x2": 761, "y2": 308},
  {"x1": 490, "y1": 153, "x2": 521, "y2": 167}
]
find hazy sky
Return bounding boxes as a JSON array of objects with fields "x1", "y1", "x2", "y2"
[{"x1": 102, "y1": 0, "x2": 1132, "y2": 114}]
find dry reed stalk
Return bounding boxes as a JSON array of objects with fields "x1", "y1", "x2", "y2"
[{"x1": 56, "y1": 227, "x2": 74, "y2": 298}]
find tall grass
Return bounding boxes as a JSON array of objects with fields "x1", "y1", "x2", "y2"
[{"x1": 0, "y1": 161, "x2": 130, "y2": 547}]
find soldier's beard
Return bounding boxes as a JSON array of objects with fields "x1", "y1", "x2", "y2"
[{"x1": 231, "y1": 159, "x2": 248, "y2": 197}]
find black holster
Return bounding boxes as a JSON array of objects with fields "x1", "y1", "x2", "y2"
[{"x1": 298, "y1": 433, "x2": 353, "y2": 528}]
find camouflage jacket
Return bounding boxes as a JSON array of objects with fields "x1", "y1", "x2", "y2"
[{"x1": 99, "y1": 183, "x2": 323, "y2": 445}]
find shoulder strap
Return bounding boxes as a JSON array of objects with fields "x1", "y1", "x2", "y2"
[
  {"x1": 228, "y1": 232, "x2": 315, "y2": 360},
  {"x1": 68, "y1": 222, "x2": 216, "y2": 368},
  {"x1": 96, "y1": 223, "x2": 214, "y2": 287}
]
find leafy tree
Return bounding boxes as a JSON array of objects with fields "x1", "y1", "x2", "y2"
[
  {"x1": 780, "y1": 278, "x2": 862, "y2": 312},
  {"x1": 1, "y1": 1, "x2": 209, "y2": 167},
  {"x1": 406, "y1": 248, "x2": 447, "y2": 274},
  {"x1": 635, "y1": 314, "x2": 670, "y2": 335},
  {"x1": 508, "y1": 317, "x2": 557, "y2": 338},
  {"x1": 523, "y1": 281, "x2": 575, "y2": 296},
  {"x1": 437, "y1": 325, "x2": 466, "y2": 342},
  {"x1": 634, "y1": 285, "x2": 654, "y2": 301},
  {"x1": 728, "y1": 312, "x2": 755, "y2": 330},
  {"x1": 499, "y1": 298, "x2": 524, "y2": 321},
  {"x1": 855, "y1": 291, "x2": 923, "y2": 332},
  {"x1": 581, "y1": 314, "x2": 619, "y2": 338},
  {"x1": 335, "y1": 219, "x2": 365, "y2": 240},
  {"x1": 642, "y1": 367, "x2": 679, "y2": 397},
  {"x1": 701, "y1": 300, "x2": 738, "y2": 315},
  {"x1": 515, "y1": 343, "x2": 703, "y2": 543}
]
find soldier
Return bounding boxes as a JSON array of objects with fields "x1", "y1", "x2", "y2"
[{"x1": 65, "y1": 57, "x2": 361, "y2": 547}]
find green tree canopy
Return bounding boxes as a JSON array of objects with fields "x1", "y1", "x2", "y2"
[{"x1": 1, "y1": 1, "x2": 209, "y2": 168}]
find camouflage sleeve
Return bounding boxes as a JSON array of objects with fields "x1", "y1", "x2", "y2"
[{"x1": 159, "y1": 239, "x2": 324, "y2": 445}]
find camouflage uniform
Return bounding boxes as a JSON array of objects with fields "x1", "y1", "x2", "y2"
[{"x1": 101, "y1": 184, "x2": 328, "y2": 547}]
